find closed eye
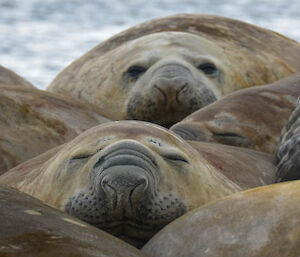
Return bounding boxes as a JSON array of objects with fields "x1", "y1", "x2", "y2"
[
  {"x1": 70, "y1": 148, "x2": 102, "y2": 161},
  {"x1": 70, "y1": 154, "x2": 93, "y2": 161},
  {"x1": 162, "y1": 153, "x2": 189, "y2": 164}
]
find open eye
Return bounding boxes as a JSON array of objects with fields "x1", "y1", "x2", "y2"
[
  {"x1": 198, "y1": 63, "x2": 217, "y2": 75},
  {"x1": 126, "y1": 65, "x2": 147, "y2": 78}
]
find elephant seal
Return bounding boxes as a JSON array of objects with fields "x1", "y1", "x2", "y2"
[
  {"x1": 171, "y1": 72, "x2": 300, "y2": 154},
  {"x1": 275, "y1": 96, "x2": 300, "y2": 182},
  {"x1": 142, "y1": 180, "x2": 300, "y2": 257},
  {"x1": 0, "y1": 64, "x2": 35, "y2": 88},
  {"x1": 0, "y1": 121, "x2": 275, "y2": 247},
  {"x1": 0, "y1": 85, "x2": 110, "y2": 174},
  {"x1": 0, "y1": 185, "x2": 146, "y2": 257},
  {"x1": 47, "y1": 14, "x2": 300, "y2": 127}
]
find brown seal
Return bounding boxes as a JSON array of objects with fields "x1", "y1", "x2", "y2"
[
  {"x1": 0, "y1": 64, "x2": 35, "y2": 88},
  {"x1": 275, "y1": 96, "x2": 300, "y2": 181},
  {"x1": 142, "y1": 180, "x2": 300, "y2": 257},
  {"x1": 0, "y1": 185, "x2": 147, "y2": 257},
  {"x1": 0, "y1": 85, "x2": 110, "y2": 174},
  {"x1": 47, "y1": 14, "x2": 300, "y2": 127},
  {"x1": 0, "y1": 121, "x2": 275, "y2": 247},
  {"x1": 171, "y1": 72, "x2": 300, "y2": 154}
]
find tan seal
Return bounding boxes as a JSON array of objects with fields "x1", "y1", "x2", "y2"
[
  {"x1": 171, "y1": 72, "x2": 300, "y2": 154},
  {"x1": 275, "y1": 96, "x2": 300, "y2": 181},
  {"x1": 142, "y1": 180, "x2": 300, "y2": 257},
  {"x1": 47, "y1": 14, "x2": 300, "y2": 127},
  {"x1": 0, "y1": 185, "x2": 146, "y2": 257},
  {"x1": 0, "y1": 85, "x2": 110, "y2": 174},
  {"x1": 0, "y1": 121, "x2": 275, "y2": 247},
  {"x1": 0, "y1": 64, "x2": 35, "y2": 88}
]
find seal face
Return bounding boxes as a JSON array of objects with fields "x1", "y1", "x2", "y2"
[
  {"x1": 121, "y1": 34, "x2": 221, "y2": 127},
  {"x1": 65, "y1": 139, "x2": 187, "y2": 247},
  {"x1": 275, "y1": 97, "x2": 300, "y2": 182},
  {"x1": 1, "y1": 121, "x2": 276, "y2": 247},
  {"x1": 48, "y1": 14, "x2": 300, "y2": 127},
  {"x1": 53, "y1": 32, "x2": 222, "y2": 127},
  {"x1": 31, "y1": 122, "x2": 200, "y2": 247}
]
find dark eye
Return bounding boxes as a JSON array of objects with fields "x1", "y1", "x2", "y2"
[
  {"x1": 70, "y1": 154, "x2": 92, "y2": 161},
  {"x1": 163, "y1": 154, "x2": 189, "y2": 164},
  {"x1": 198, "y1": 63, "x2": 217, "y2": 75},
  {"x1": 126, "y1": 65, "x2": 146, "y2": 78}
]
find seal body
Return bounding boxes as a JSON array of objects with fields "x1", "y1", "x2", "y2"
[
  {"x1": 0, "y1": 185, "x2": 146, "y2": 257},
  {"x1": 275, "y1": 97, "x2": 300, "y2": 181},
  {"x1": 171, "y1": 72, "x2": 300, "y2": 153},
  {"x1": 47, "y1": 14, "x2": 300, "y2": 127},
  {"x1": 142, "y1": 180, "x2": 300, "y2": 257},
  {"x1": 0, "y1": 86, "x2": 110, "y2": 174},
  {"x1": 0, "y1": 64, "x2": 35, "y2": 88},
  {"x1": 0, "y1": 121, "x2": 275, "y2": 247}
]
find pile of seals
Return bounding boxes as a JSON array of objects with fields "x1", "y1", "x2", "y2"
[{"x1": 0, "y1": 14, "x2": 300, "y2": 256}]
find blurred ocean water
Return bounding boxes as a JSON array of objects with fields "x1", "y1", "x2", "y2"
[{"x1": 1, "y1": 0, "x2": 300, "y2": 89}]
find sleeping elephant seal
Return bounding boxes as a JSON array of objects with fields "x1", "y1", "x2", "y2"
[
  {"x1": 171, "y1": 72, "x2": 300, "y2": 154},
  {"x1": 0, "y1": 85, "x2": 110, "y2": 175},
  {"x1": 0, "y1": 64, "x2": 35, "y2": 88},
  {"x1": 47, "y1": 14, "x2": 300, "y2": 127},
  {"x1": 0, "y1": 185, "x2": 146, "y2": 257},
  {"x1": 0, "y1": 121, "x2": 275, "y2": 247},
  {"x1": 142, "y1": 180, "x2": 300, "y2": 257},
  {"x1": 275, "y1": 97, "x2": 300, "y2": 182}
]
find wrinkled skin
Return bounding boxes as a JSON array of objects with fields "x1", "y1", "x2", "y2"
[
  {"x1": 275, "y1": 97, "x2": 300, "y2": 182},
  {"x1": 48, "y1": 14, "x2": 300, "y2": 127},
  {"x1": 0, "y1": 121, "x2": 275, "y2": 248},
  {"x1": 171, "y1": 73, "x2": 300, "y2": 154}
]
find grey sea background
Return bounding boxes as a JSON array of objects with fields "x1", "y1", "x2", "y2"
[{"x1": 1, "y1": 0, "x2": 300, "y2": 89}]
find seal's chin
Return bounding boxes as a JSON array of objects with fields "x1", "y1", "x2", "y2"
[{"x1": 102, "y1": 221, "x2": 160, "y2": 248}]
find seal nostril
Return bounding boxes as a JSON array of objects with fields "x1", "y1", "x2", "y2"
[
  {"x1": 129, "y1": 178, "x2": 148, "y2": 209},
  {"x1": 101, "y1": 177, "x2": 118, "y2": 209},
  {"x1": 154, "y1": 85, "x2": 167, "y2": 105},
  {"x1": 176, "y1": 83, "x2": 188, "y2": 103}
]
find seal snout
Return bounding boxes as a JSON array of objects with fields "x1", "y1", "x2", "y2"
[
  {"x1": 101, "y1": 167, "x2": 149, "y2": 211},
  {"x1": 153, "y1": 77, "x2": 190, "y2": 106},
  {"x1": 93, "y1": 140, "x2": 157, "y2": 216}
]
